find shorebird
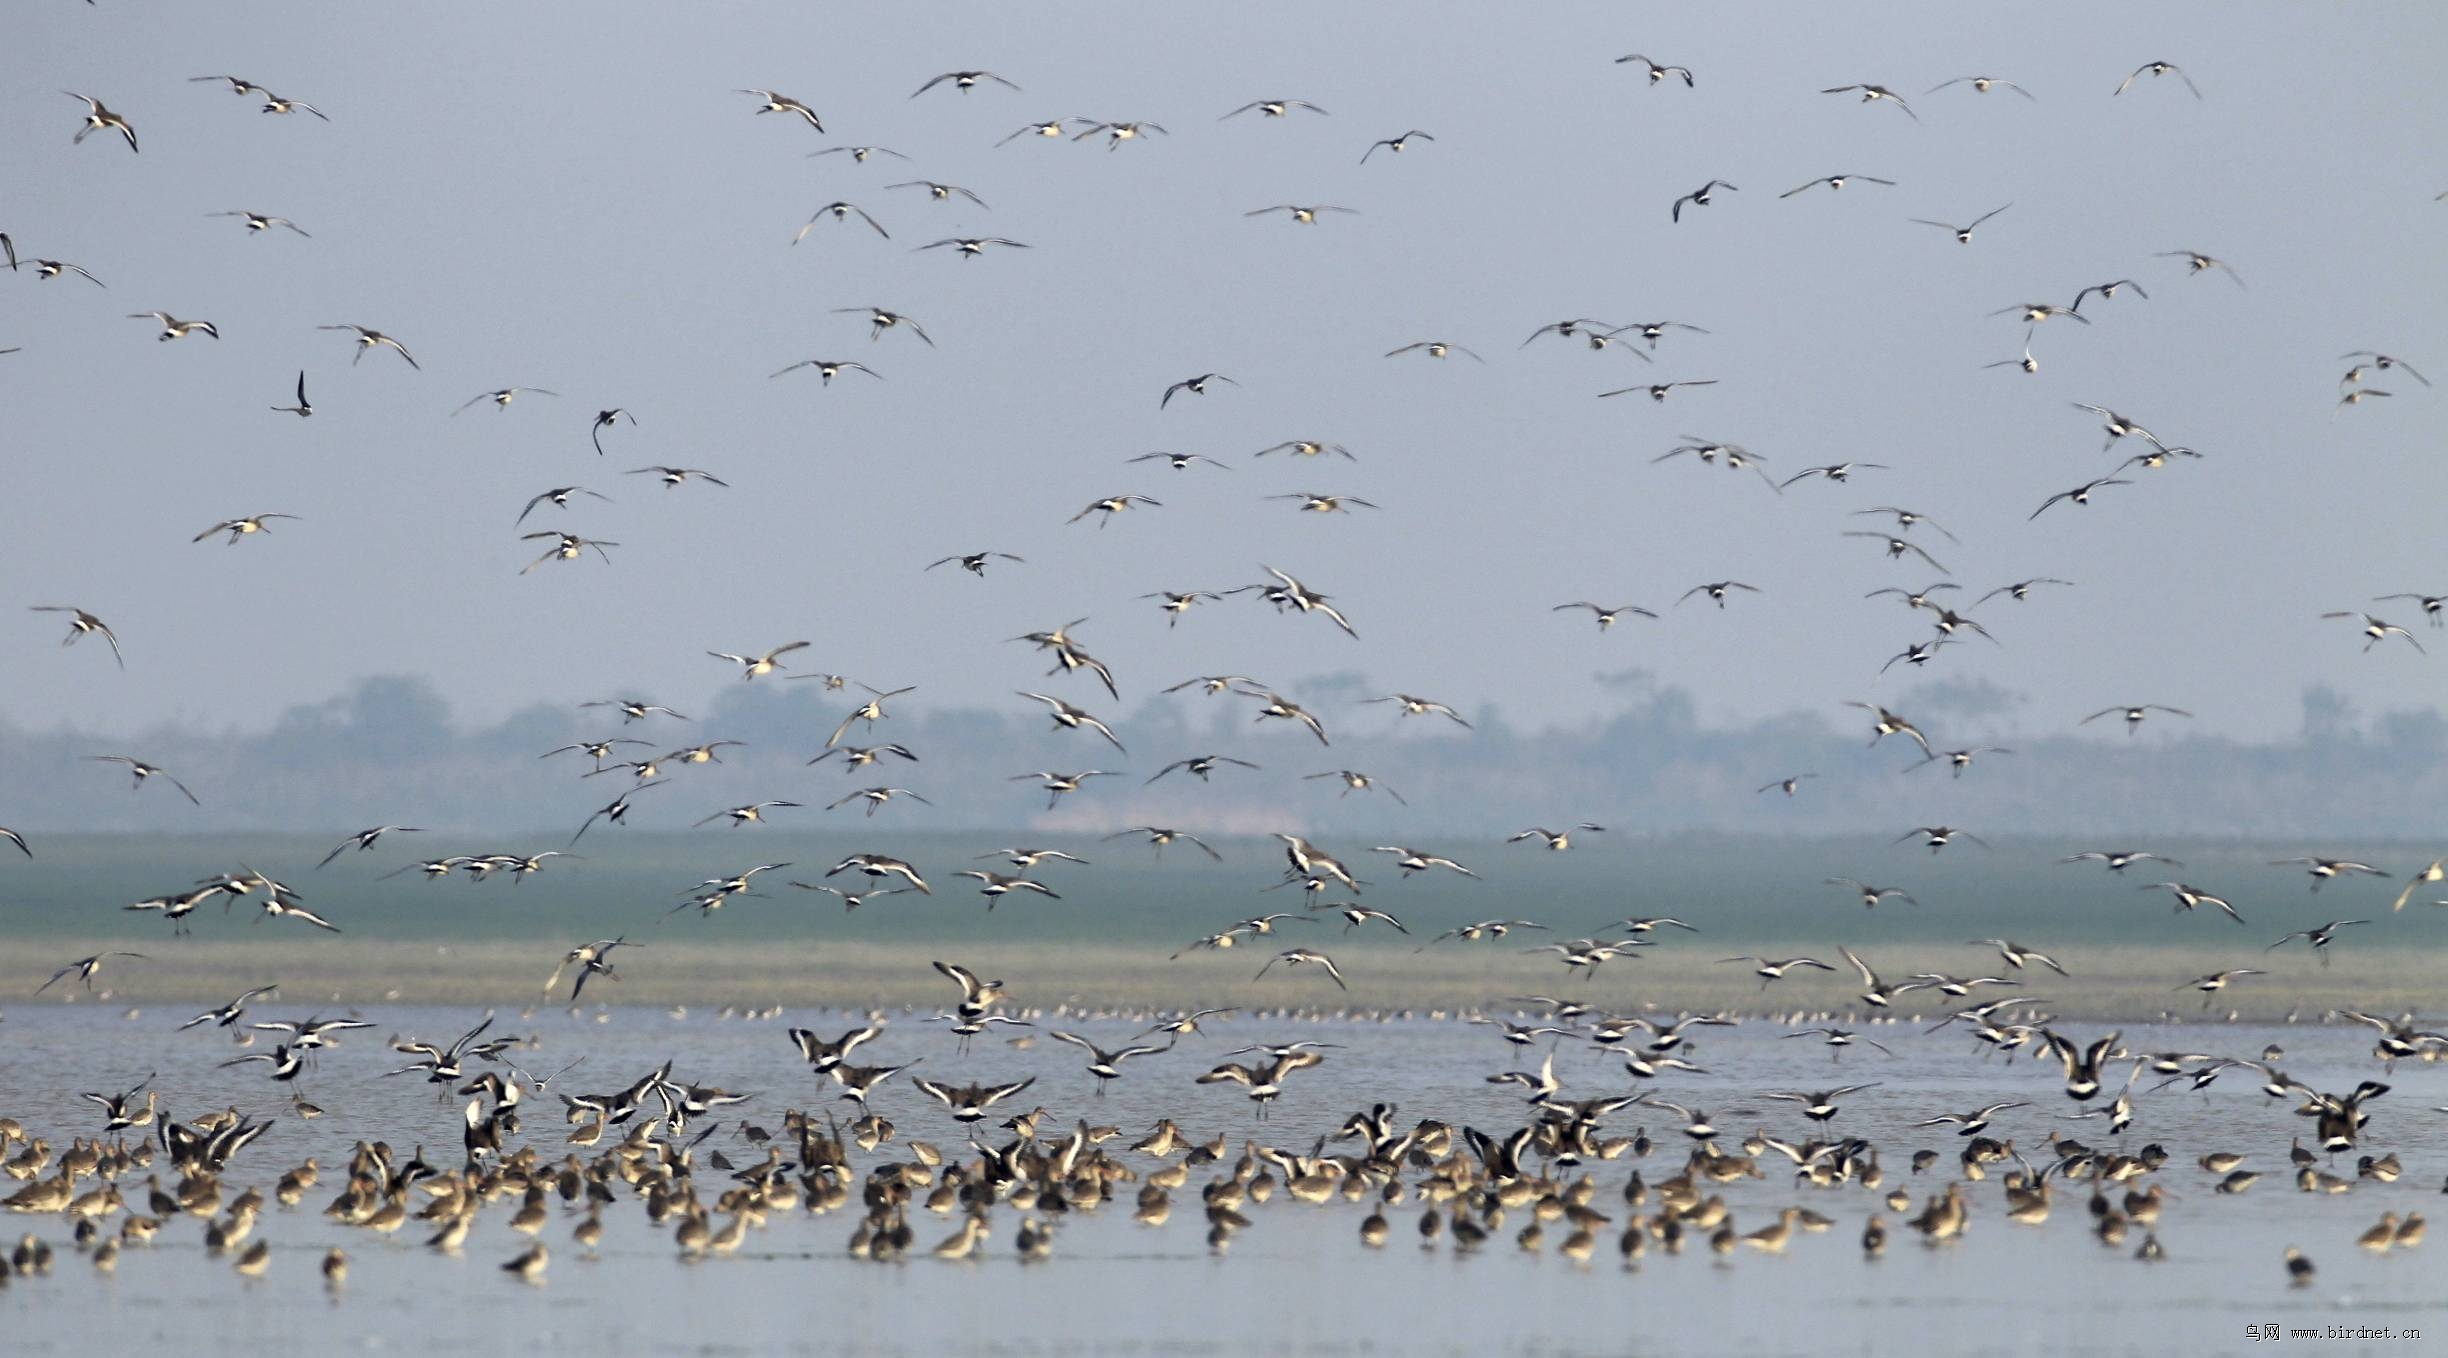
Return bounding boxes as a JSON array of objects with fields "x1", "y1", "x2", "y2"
[
  {"x1": 1975, "y1": 578, "x2": 2074, "y2": 607},
  {"x1": 579, "y1": 409, "x2": 634, "y2": 456},
  {"x1": 834, "y1": 306, "x2": 934, "y2": 345},
  {"x1": 1845, "y1": 703, "x2": 1930, "y2": 751},
  {"x1": 1993, "y1": 301, "x2": 2088, "y2": 327},
  {"x1": 809, "y1": 743, "x2": 918, "y2": 771},
  {"x1": 829, "y1": 1060, "x2": 916, "y2": 1108},
  {"x1": 1246, "y1": 204, "x2": 1357, "y2": 225},
  {"x1": 955, "y1": 870, "x2": 1060, "y2": 908},
  {"x1": 827, "y1": 856, "x2": 930, "y2": 900},
  {"x1": 36, "y1": 952, "x2": 148, "y2": 994},
  {"x1": 928, "y1": 551, "x2": 1025, "y2": 579},
  {"x1": 1508, "y1": 824, "x2": 1604, "y2": 851},
  {"x1": 1911, "y1": 747, "x2": 2013, "y2": 778},
  {"x1": 2062, "y1": 850, "x2": 2183, "y2": 873},
  {"x1": 455, "y1": 386, "x2": 558, "y2": 414},
  {"x1": 627, "y1": 465, "x2": 728, "y2": 490},
  {"x1": 996, "y1": 118, "x2": 1079, "y2": 145},
  {"x1": 1820, "y1": 84, "x2": 1919, "y2": 120},
  {"x1": 1047, "y1": 1034, "x2": 1171, "y2": 1094},
  {"x1": 129, "y1": 311, "x2": 219, "y2": 341},
  {"x1": 1669, "y1": 180, "x2": 1736, "y2": 222},
  {"x1": 1240, "y1": 566, "x2": 1360, "y2": 638},
  {"x1": 2321, "y1": 612, "x2": 2425, "y2": 653},
  {"x1": 1913, "y1": 1102, "x2": 2027, "y2": 1137},
  {"x1": 2158, "y1": 249, "x2": 2244, "y2": 288},
  {"x1": 1068, "y1": 494, "x2": 1161, "y2": 526},
  {"x1": 774, "y1": 359, "x2": 885, "y2": 391},
  {"x1": 2115, "y1": 61, "x2": 2201, "y2": 99},
  {"x1": 917, "y1": 236, "x2": 1029, "y2": 258},
  {"x1": 1780, "y1": 173, "x2": 1896, "y2": 198},
  {"x1": 826, "y1": 787, "x2": 930, "y2": 818},
  {"x1": 2180, "y1": 969, "x2": 2265, "y2": 1007},
  {"x1": 66, "y1": 93, "x2": 139, "y2": 152},
  {"x1": 2389, "y1": 860, "x2": 2445, "y2": 912},
  {"x1": 1764, "y1": 1084, "x2": 1879, "y2": 1124},
  {"x1": 1929, "y1": 76, "x2": 2033, "y2": 99},
  {"x1": 569, "y1": 780, "x2": 666, "y2": 845},
  {"x1": 316, "y1": 825, "x2": 423, "y2": 868},
  {"x1": 1076, "y1": 120, "x2": 1167, "y2": 150},
  {"x1": 1253, "y1": 949, "x2": 1351, "y2": 993},
  {"x1": 1785, "y1": 1027, "x2": 1894, "y2": 1060},
  {"x1": 88, "y1": 755, "x2": 199, "y2": 805},
  {"x1": 193, "y1": 513, "x2": 300, "y2": 545},
  {"x1": 933, "y1": 960, "x2": 1003, "y2": 1018},
  {"x1": 268, "y1": 371, "x2": 313, "y2": 417},
  {"x1": 707, "y1": 641, "x2": 811, "y2": 680},
  {"x1": 789, "y1": 881, "x2": 907, "y2": 912},
  {"x1": 795, "y1": 202, "x2": 889, "y2": 242},
  {"x1": 2083, "y1": 704, "x2": 2190, "y2": 735},
  {"x1": 1677, "y1": 580, "x2": 1762, "y2": 610},
  {"x1": 1385, "y1": 341, "x2": 1483, "y2": 364},
  {"x1": 1371, "y1": 846, "x2": 1477, "y2": 877},
  {"x1": 1719, "y1": 956, "x2": 1836, "y2": 990},
  {"x1": 259, "y1": 92, "x2": 327, "y2": 119},
  {"x1": 2268, "y1": 858, "x2": 2387, "y2": 891},
  {"x1": 515, "y1": 486, "x2": 611, "y2": 526},
  {"x1": 1313, "y1": 902, "x2": 1407, "y2": 935},
  {"x1": 694, "y1": 800, "x2": 802, "y2": 829},
  {"x1": 807, "y1": 144, "x2": 908, "y2": 164},
  {"x1": 825, "y1": 685, "x2": 915, "y2": 748},
  {"x1": 1781, "y1": 462, "x2": 1888, "y2": 488},
  {"x1": 209, "y1": 210, "x2": 310, "y2": 237},
  {"x1": 1615, "y1": 55, "x2": 1693, "y2": 86},
  {"x1": 912, "y1": 1076, "x2": 1037, "y2": 1124},
  {"x1": 1017, "y1": 692, "x2": 1126, "y2": 753},
  {"x1": 1146, "y1": 755, "x2": 1259, "y2": 786},
  {"x1": 19, "y1": 257, "x2": 105, "y2": 286},
  {"x1": 520, "y1": 531, "x2": 618, "y2": 573},
  {"x1": 912, "y1": 70, "x2": 1021, "y2": 97},
  {"x1": 1011, "y1": 770, "x2": 1117, "y2": 810},
  {"x1": 79, "y1": 1076, "x2": 157, "y2": 1131},
  {"x1": 1553, "y1": 601, "x2": 1657, "y2": 631},
  {"x1": 1826, "y1": 879, "x2": 1916, "y2": 910},
  {"x1": 1197, "y1": 1049, "x2": 1324, "y2": 1118},
  {"x1": 1842, "y1": 530, "x2": 1947, "y2": 571},
  {"x1": 1896, "y1": 825, "x2": 1985, "y2": 853},
  {"x1": 2266, "y1": 919, "x2": 2369, "y2": 964},
  {"x1": 1970, "y1": 939, "x2": 2069, "y2": 976},
  {"x1": 1361, "y1": 693, "x2": 1470, "y2": 728},
  {"x1": 320, "y1": 324, "x2": 419, "y2": 368},
  {"x1": 1361, "y1": 130, "x2": 1432, "y2": 162},
  {"x1": 1223, "y1": 98, "x2": 1329, "y2": 119},
  {"x1": 1757, "y1": 774, "x2": 1818, "y2": 796},
  {"x1": 1160, "y1": 372, "x2": 1239, "y2": 407},
  {"x1": 1839, "y1": 947, "x2": 1925, "y2": 1008},
  {"x1": 1138, "y1": 1008, "x2": 1236, "y2": 1041},
  {"x1": 788, "y1": 1024, "x2": 883, "y2": 1074},
  {"x1": 1601, "y1": 379, "x2": 1717, "y2": 403},
  {"x1": 738, "y1": 89, "x2": 823, "y2": 129}
]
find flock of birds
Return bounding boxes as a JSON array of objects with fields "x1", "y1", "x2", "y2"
[{"x1": 3, "y1": 29, "x2": 2444, "y2": 1331}]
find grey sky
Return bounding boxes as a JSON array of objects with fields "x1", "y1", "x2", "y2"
[{"x1": 7, "y1": 2, "x2": 2445, "y2": 751}]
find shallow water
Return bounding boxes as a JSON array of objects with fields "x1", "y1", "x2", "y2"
[{"x1": 0, "y1": 1009, "x2": 2440, "y2": 1357}]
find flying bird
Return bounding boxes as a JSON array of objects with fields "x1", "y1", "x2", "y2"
[
  {"x1": 1361, "y1": 130, "x2": 1433, "y2": 162},
  {"x1": 65, "y1": 93, "x2": 139, "y2": 152},
  {"x1": 2115, "y1": 61, "x2": 2202, "y2": 99}
]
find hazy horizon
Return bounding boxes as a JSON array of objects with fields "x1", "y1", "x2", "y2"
[{"x1": 4, "y1": 668, "x2": 2445, "y2": 838}]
